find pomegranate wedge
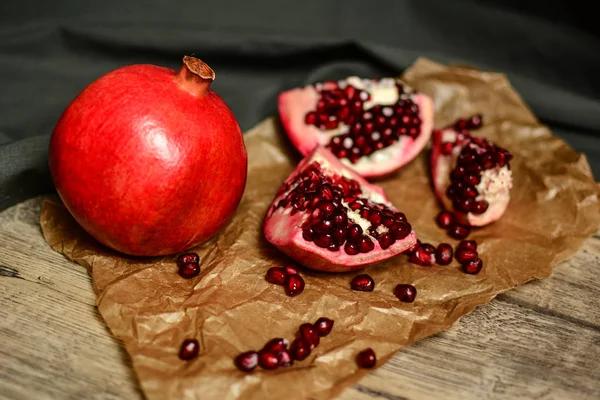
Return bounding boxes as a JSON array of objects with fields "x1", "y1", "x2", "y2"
[
  {"x1": 264, "y1": 147, "x2": 417, "y2": 272},
  {"x1": 431, "y1": 115, "x2": 514, "y2": 227},
  {"x1": 278, "y1": 77, "x2": 434, "y2": 178}
]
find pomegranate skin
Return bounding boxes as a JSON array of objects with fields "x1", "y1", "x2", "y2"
[{"x1": 49, "y1": 57, "x2": 248, "y2": 256}]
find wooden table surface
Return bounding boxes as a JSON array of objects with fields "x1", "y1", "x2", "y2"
[{"x1": 1, "y1": 196, "x2": 599, "y2": 400}]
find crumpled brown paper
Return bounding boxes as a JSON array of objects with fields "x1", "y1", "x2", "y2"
[{"x1": 40, "y1": 58, "x2": 600, "y2": 400}]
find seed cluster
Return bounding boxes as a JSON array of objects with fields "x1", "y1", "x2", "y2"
[
  {"x1": 304, "y1": 81, "x2": 422, "y2": 163},
  {"x1": 275, "y1": 162, "x2": 412, "y2": 254},
  {"x1": 440, "y1": 115, "x2": 513, "y2": 216},
  {"x1": 234, "y1": 317, "x2": 334, "y2": 373}
]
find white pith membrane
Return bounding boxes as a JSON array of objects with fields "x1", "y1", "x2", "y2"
[
  {"x1": 433, "y1": 129, "x2": 513, "y2": 227},
  {"x1": 264, "y1": 147, "x2": 417, "y2": 272},
  {"x1": 278, "y1": 76, "x2": 434, "y2": 178}
]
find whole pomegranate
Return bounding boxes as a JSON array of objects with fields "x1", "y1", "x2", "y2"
[
  {"x1": 278, "y1": 77, "x2": 434, "y2": 178},
  {"x1": 431, "y1": 115, "x2": 513, "y2": 227},
  {"x1": 264, "y1": 146, "x2": 417, "y2": 272},
  {"x1": 49, "y1": 56, "x2": 248, "y2": 256}
]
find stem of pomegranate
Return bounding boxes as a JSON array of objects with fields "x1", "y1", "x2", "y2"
[{"x1": 176, "y1": 56, "x2": 215, "y2": 97}]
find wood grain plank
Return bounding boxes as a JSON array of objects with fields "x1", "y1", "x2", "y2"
[{"x1": 1, "y1": 197, "x2": 599, "y2": 400}]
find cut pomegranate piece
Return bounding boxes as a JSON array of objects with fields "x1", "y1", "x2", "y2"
[
  {"x1": 264, "y1": 147, "x2": 417, "y2": 272},
  {"x1": 278, "y1": 77, "x2": 434, "y2": 178},
  {"x1": 431, "y1": 115, "x2": 513, "y2": 226}
]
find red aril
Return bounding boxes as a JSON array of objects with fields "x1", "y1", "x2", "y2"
[
  {"x1": 49, "y1": 56, "x2": 248, "y2": 256},
  {"x1": 431, "y1": 115, "x2": 513, "y2": 227},
  {"x1": 278, "y1": 77, "x2": 434, "y2": 178},
  {"x1": 264, "y1": 147, "x2": 417, "y2": 272}
]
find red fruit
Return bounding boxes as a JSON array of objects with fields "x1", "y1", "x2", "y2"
[
  {"x1": 178, "y1": 263, "x2": 200, "y2": 279},
  {"x1": 178, "y1": 339, "x2": 200, "y2": 360},
  {"x1": 234, "y1": 351, "x2": 258, "y2": 372},
  {"x1": 177, "y1": 252, "x2": 200, "y2": 266},
  {"x1": 356, "y1": 348, "x2": 377, "y2": 368},
  {"x1": 394, "y1": 284, "x2": 417, "y2": 303},
  {"x1": 409, "y1": 246, "x2": 435, "y2": 266},
  {"x1": 314, "y1": 317, "x2": 334, "y2": 337},
  {"x1": 265, "y1": 267, "x2": 288, "y2": 285},
  {"x1": 457, "y1": 240, "x2": 477, "y2": 251},
  {"x1": 289, "y1": 338, "x2": 311, "y2": 361},
  {"x1": 350, "y1": 274, "x2": 375, "y2": 292},
  {"x1": 455, "y1": 248, "x2": 478, "y2": 264},
  {"x1": 49, "y1": 56, "x2": 247, "y2": 256},
  {"x1": 278, "y1": 77, "x2": 434, "y2": 178},
  {"x1": 299, "y1": 323, "x2": 320, "y2": 349},
  {"x1": 262, "y1": 338, "x2": 289, "y2": 355},
  {"x1": 264, "y1": 147, "x2": 417, "y2": 272},
  {"x1": 257, "y1": 350, "x2": 279, "y2": 370},
  {"x1": 285, "y1": 274, "x2": 305, "y2": 297},
  {"x1": 463, "y1": 258, "x2": 484, "y2": 274},
  {"x1": 277, "y1": 350, "x2": 294, "y2": 367},
  {"x1": 430, "y1": 115, "x2": 513, "y2": 227},
  {"x1": 448, "y1": 223, "x2": 471, "y2": 240},
  {"x1": 436, "y1": 211, "x2": 453, "y2": 229},
  {"x1": 435, "y1": 243, "x2": 453, "y2": 265},
  {"x1": 406, "y1": 239, "x2": 421, "y2": 254}
]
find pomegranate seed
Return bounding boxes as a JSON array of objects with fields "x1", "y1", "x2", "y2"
[
  {"x1": 356, "y1": 348, "x2": 377, "y2": 368},
  {"x1": 289, "y1": 338, "x2": 311, "y2": 361},
  {"x1": 314, "y1": 317, "x2": 334, "y2": 337},
  {"x1": 455, "y1": 248, "x2": 478, "y2": 264},
  {"x1": 316, "y1": 200, "x2": 335, "y2": 215},
  {"x1": 394, "y1": 284, "x2": 417, "y2": 303},
  {"x1": 285, "y1": 274, "x2": 305, "y2": 297},
  {"x1": 305, "y1": 112, "x2": 317, "y2": 125},
  {"x1": 471, "y1": 200, "x2": 489, "y2": 214},
  {"x1": 313, "y1": 233, "x2": 332, "y2": 248},
  {"x1": 285, "y1": 265, "x2": 299, "y2": 275},
  {"x1": 178, "y1": 263, "x2": 200, "y2": 279},
  {"x1": 409, "y1": 247, "x2": 434, "y2": 266},
  {"x1": 347, "y1": 224, "x2": 363, "y2": 240},
  {"x1": 257, "y1": 350, "x2": 279, "y2": 370},
  {"x1": 448, "y1": 223, "x2": 470, "y2": 239},
  {"x1": 179, "y1": 339, "x2": 200, "y2": 360},
  {"x1": 262, "y1": 338, "x2": 289, "y2": 355},
  {"x1": 457, "y1": 240, "x2": 477, "y2": 251},
  {"x1": 469, "y1": 114, "x2": 483, "y2": 128},
  {"x1": 350, "y1": 274, "x2": 375, "y2": 292},
  {"x1": 234, "y1": 351, "x2": 258, "y2": 372},
  {"x1": 299, "y1": 323, "x2": 320, "y2": 349},
  {"x1": 436, "y1": 243, "x2": 453, "y2": 265},
  {"x1": 377, "y1": 232, "x2": 394, "y2": 249},
  {"x1": 265, "y1": 267, "x2": 287, "y2": 285},
  {"x1": 177, "y1": 252, "x2": 199, "y2": 266},
  {"x1": 358, "y1": 236, "x2": 375, "y2": 253},
  {"x1": 436, "y1": 211, "x2": 453, "y2": 229},
  {"x1": 390, "y1": 222, "x2": 411, "y2": 240},
  {"x1": 453, "y1": 198, "x2": 472, "y2": 213},
  {"x1": 344, "y1": 242, "x2": 360, "y2": 255},
  {"x1": 277, "y1": 350, "x2": 294, "y2": 367},
  {"x1": 441, "y1": 141, "x2": 454, "y2": 155},
  {"x1": 420, "y1": 243, "x2": 436, "y2": 255},
  {"x1": 463, "y1": 258, "x2": 483, "y2": 275}
]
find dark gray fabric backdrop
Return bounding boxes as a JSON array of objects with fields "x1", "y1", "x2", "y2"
[{"x1": 1, "y1": 0, "x2": 599, "y2": 211}]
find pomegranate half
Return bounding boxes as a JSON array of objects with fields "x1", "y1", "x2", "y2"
[
  {"x1": 264, "y1": 146, "x2": 417, "y2": 272},
  {"x1": 49, "y1": 56, "x2": 248, "y2": 256},
  {"x1": 278, "y1": 77, "x2": 434, "y2": 178},
  {"x1": 431, "y1": 115, "x2": 513, "y2": 227}
]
